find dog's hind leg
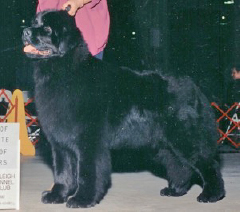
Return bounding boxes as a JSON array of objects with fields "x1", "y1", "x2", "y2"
[
  {"x1": 42, "y1": 143, "x2": 77, "y2": 204},
  {"x1": 154, "y1": 149, "x2": 193, "y2": 197}
]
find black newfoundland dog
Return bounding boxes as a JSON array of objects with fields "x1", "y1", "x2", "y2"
[{"x1": 22, "y1": 10, "x2": 225, "y2": 208}]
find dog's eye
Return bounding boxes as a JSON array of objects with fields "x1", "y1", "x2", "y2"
[
  {"x1": 32, "y1": 19, "x2": 38, "y2": 26},
  {"x1": 44, "y1": 26, "x2": 52, "y2": 34}
]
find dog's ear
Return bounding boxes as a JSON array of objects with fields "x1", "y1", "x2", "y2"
[
  {"x1": 58, "y1": 30, "x2": 80, "y2": 56},
  {"x1": 57, "y1": 11, "x2": 87, "y2": 56},
  {"x1": 56, "y1": 12, "x2": 78, "y2": 55},
  {"x1": 59, "y1": 37, "x2": 70, "y2": 55}
]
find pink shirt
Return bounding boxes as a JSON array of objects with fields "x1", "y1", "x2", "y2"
[{"x1": 37, "y1": 0, "x2": 110, "y2": 56}]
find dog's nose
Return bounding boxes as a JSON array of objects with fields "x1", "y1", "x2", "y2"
[{"x1": 23, "y1": 28, "x2": 32, "y2": 37}]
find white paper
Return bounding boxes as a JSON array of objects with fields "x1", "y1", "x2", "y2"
[{"x1": 0, "y1": 123, "x2": 20, "y2": 210}]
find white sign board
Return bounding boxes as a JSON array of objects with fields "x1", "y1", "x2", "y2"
[{"x1": 0, "y1": 123, "x2": 20, "y2": 210}]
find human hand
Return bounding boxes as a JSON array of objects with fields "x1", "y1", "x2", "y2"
[{"x1": 62, "y1": 0, "x2": 91, "y2": 16}]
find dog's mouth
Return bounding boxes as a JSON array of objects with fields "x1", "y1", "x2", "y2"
[{"x1": 23, "y1": 43, "x2": 52, "y2": 56}]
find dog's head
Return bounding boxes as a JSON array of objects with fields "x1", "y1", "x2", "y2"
[{"x1": 22, "y1": 10, "x2": 83, "y2": 58}]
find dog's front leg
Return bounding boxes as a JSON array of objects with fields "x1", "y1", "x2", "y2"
[
  {"x1": 66, "y1": 131, "x2": 112, "y2": 208},
  {"x1": 42, "y1": 142, "x2": 78, "y2": 204}
]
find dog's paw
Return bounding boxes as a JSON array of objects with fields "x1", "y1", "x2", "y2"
[
  {"x1": 66, "y1": 196, "x2": 96, "y2": 208},
  {"x1": 160, "y1": 187, "x2": 187, "y2": 197},
  {"x1": 41, "y1": 191, "x2": 66, "y2": 204},
  {"x1": 197, "y1": 183, "x2": 225, "y2": 203},
  {"x1": 197, "y1": 191, "x2": 225, "y2": 203}
]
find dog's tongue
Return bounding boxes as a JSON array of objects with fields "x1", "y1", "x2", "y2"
[
  {"x1": 23, "y1": 44, "x2": 50, "y2": 55},
  {"x1": 24, "y1": 44, "x2": 39, "y2": 54}
]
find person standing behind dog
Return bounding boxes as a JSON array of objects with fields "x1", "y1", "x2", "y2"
[{"x1": 37, "y1": 0, "x2": 110, "y2": 60}]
